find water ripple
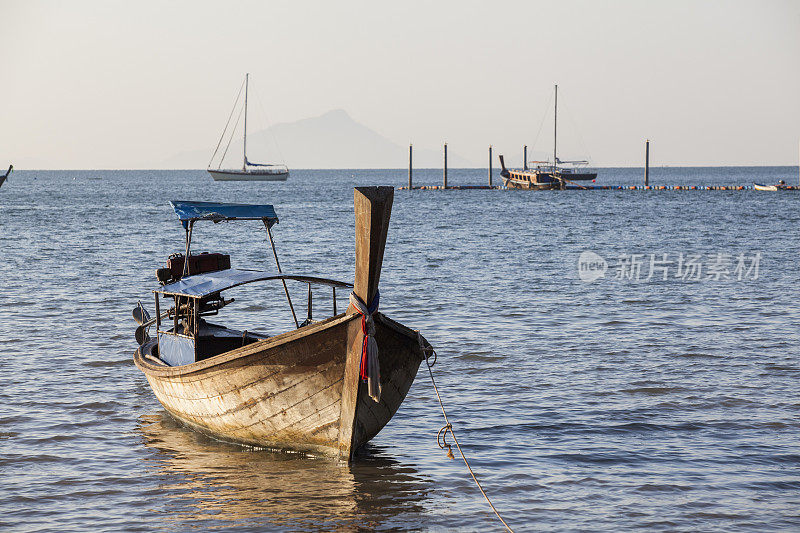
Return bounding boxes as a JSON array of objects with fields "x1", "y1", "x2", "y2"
[{"x1": 1, "y1": 168, "x2": 798, "y2": 531}]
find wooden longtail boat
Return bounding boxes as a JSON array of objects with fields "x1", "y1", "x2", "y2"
[{"x1": 133, "y1": 187, "x2": 431, "y2": 460}]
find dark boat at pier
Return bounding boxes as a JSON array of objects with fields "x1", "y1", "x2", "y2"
[
  {"x1": 501, "y1": 85, "x2": 597, "y2": 190},
  {"x1": 499, "y1": 155, "x2": 566, "y2": 190}
]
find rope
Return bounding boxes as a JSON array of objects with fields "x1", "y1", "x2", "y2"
[
  {"x1": 416, "y1": 332, "x2": 514, "y2": 532},
  {"x1": 559, "y1": 175, "x2": 589, "y2": 190},
  {"x1": 252, "y1": 81, "x2": 288, "y2": 166},
  {"x1": 208, "y1": 78, "x2": 246, "y2": 168},
  {"x1": 558, "y1": 87, "x2": 595, "y2": 167},
  {"x1": 349, "y1": 291, "x2": 381, "y2": 402},
  {"x1": 529, "y1": 88, "x2": 555, "y2": 164},
  {"x1": 219, "y1": 105, "x2": 244, "y2": 168}
]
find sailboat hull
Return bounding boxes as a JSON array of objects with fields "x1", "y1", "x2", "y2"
[
  {"x1": 134, "y1": 312, "x2": 426, "y2": 458},
  {"x1": 209, "y1": 168, "x2": 289, "y2": 182},
  {"x1": 558, "y1": 172, "x2": 597, "y2": 181}
]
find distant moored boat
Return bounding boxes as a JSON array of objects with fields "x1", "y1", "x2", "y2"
[
  {"x1": 501, "y1": 85, "x2": 597, "y2": 190},
  {"x1": 207, "y1": 74, "x2": 289, "y2": 182},
  {"x1": 753, "y1": 183, "x2": 778, "y2": 191},
  {"x1": 0, "y1": 164, "x2": 12, "y2": 188}
]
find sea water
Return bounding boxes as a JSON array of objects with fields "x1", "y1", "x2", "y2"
[{"x1": 1, "y1": 167, "x2": 798, "y2": 531}]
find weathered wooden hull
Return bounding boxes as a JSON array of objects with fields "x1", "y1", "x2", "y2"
[{"x1": 134, "y1": 312, "x2": 426, "y2": 459}]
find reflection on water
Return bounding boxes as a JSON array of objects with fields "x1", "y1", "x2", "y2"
[{"x1": 136, "y1": 412, "x2": 431, "y2": 531}]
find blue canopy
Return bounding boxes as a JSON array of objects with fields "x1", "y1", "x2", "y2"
[{"x1": 170, "y1": 201, "x2": 279, "y2": 229}]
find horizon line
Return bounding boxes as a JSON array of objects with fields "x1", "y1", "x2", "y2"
[{"x1": 8, "y1": 164, "x2": 800, "y2": 172}]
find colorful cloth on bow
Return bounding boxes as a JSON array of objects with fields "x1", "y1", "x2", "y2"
[{"x1": 349, "y1": 291, "x2": 381, "y2": 402}]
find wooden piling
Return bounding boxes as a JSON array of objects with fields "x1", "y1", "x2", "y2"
[
  {"x1": 443, "y1": 143, "x2": 448, "y2": 189},
  {"x1": 408, "y1": 144, "x2": 413, "y2": 189},
  {"x1": 524, "y1": 145, "x2": 528, "y2": 170},
  {"x1": 644, "y1": 139, "x2": 650, "y2": 187},
  {"x1": 488, "y1": 145, "x2": 493, "y2": 187}
]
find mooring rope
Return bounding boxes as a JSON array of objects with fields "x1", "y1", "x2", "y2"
[
  {"x1": 416, "y1": 332, "x2": 514, "y2": 532},
  {"x1": 559, "y1": 175, "x2": 590, "y2": 190}
]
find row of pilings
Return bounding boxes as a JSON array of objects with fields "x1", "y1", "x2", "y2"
[{"x1": 400, "y1": 140, "x2": 799, "y2": 190}]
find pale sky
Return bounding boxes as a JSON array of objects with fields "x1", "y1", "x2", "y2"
[{"x1": 1, "y1": 0, "x2": 798, "y2": 169}]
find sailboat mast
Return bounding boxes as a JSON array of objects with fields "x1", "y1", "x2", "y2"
[
  {"x1": 553, "y1": 84, "x2": 558, "y2": 170},
  {"x1": 243, "y1": 73, "x2": 249, "y2": 170}
]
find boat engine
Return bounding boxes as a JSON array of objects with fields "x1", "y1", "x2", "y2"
[{"x1": 156, "y1": 252, "x2": 231, "y2": 285}]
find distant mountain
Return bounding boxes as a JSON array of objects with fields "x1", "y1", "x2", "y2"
[{"x1": 163, "y1": 109, "x2": 474, "y2": 169}]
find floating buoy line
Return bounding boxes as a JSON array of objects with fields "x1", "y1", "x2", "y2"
[
  {"x1": 399, "y1": 184, "x2": 798, "y2": 191},
  {"x1": 417, "y1": 333, "x2": 514, "y2": 532}
]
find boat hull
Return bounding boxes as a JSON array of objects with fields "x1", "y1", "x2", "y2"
[
  {"x1": 503, "y1": 170, "x2": 597, "y2": 190},
  {"x1": 504, "y1": 177, "x2": 562, "y2": 190},
  {"x1": 209, "y1": 168, "x2": 289, "y2": 181},
  {"x1": 559, "y1": 172, "x2": 598, "y2": 181},
  {"x1": 0, "y1": 165, "x2": 11, "y2": 188},
  {"x1": 753, "y1": 183, "x2": 779, "y2": 191},
  {"x1": 134, "y1": 312, "x2": 426, "y2": 459}
]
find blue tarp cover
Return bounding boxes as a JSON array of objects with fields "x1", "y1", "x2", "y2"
[
  {"x1": 155, "y1": 268, "x2": 351, "y2": 298},
  {"x1": 170, "y1": 201, "x2": 278, "y2": 229}
]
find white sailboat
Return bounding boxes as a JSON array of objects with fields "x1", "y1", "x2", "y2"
[{"x1": 208, "y1": 74, "x2": 289, "y2": 182}]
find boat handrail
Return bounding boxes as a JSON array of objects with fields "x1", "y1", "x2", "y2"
[
  {"x1": 154, "y1": 269, "x2": 352, "y2": 298},
  {"x1": 264, "y1": 273, "x2": 352, "y2": 289},
  {"x1": 152, "y1": 271, "x2": 351, "y2": 338}
]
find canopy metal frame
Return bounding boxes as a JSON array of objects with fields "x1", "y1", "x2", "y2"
[{"x1": 170, "y1": 200, "x2": 296, "y2": 328}]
